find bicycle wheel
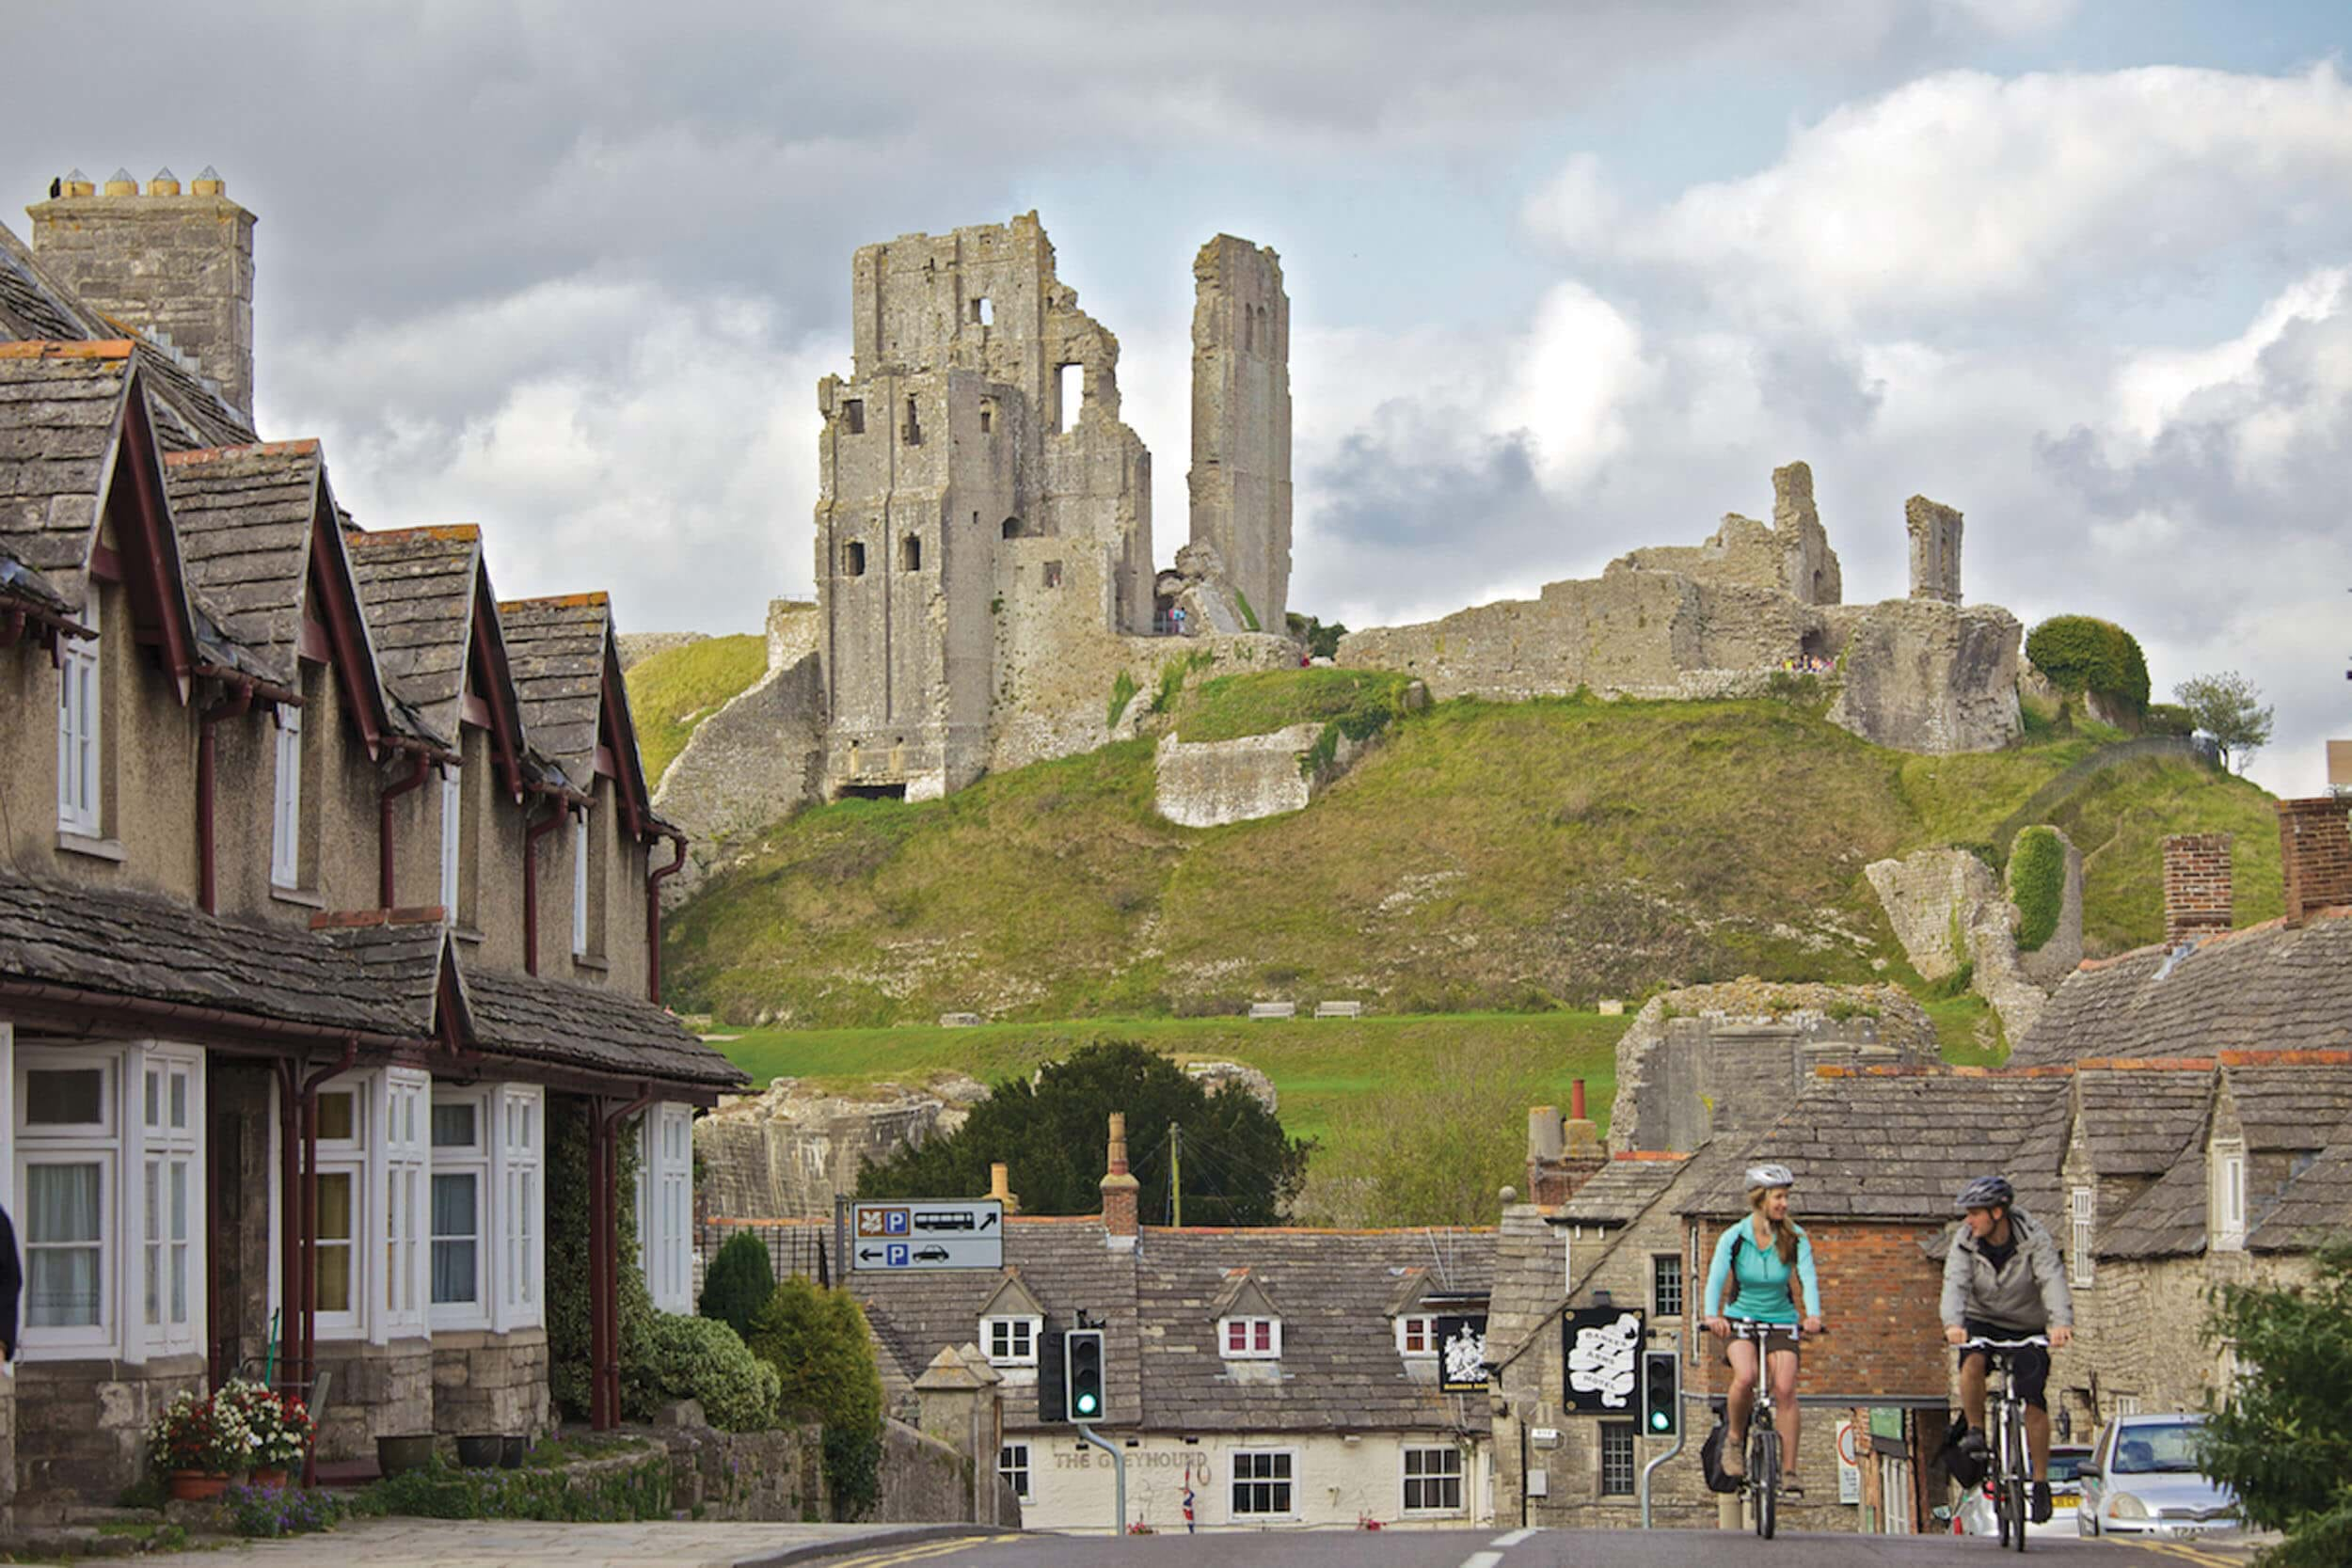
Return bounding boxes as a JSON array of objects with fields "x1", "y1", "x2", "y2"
[
  {"x1": 2004, "y1": 1400, "x2": 2030, "y2": 1553},
  {"x1": 1754, "y1": 1425, "x2": 1780, "y2": 1540}
]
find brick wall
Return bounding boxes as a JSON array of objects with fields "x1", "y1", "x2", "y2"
[
  {"x1": 1695, "y1": 1220, "x2": 1949, "y2": 1402},
  {"x1": 2162, "y1": 832, "x2": 2234, "y2": 943},
  {"x1": 2277, "y1": 798, "x2": 2352, "y2": 924}
]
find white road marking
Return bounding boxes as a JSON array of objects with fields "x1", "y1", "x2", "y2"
[
  {"x1": 1460, "y1": 1554, "x2": 1505, "y2": 1568},
  {"x1": 1489, "y1": 1528, "x2": 1540, "y2": 1544}
]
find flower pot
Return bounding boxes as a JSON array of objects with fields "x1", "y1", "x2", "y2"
[
  {"x1": 455, "y1": 1433, "x2": 503, "y2": 1469},
  {"x1": 168, "y1": 1470, "x2": 230, "y2": 1501},
  {"x1": 376, "y1": 1433, "x2": 437, "y2": 1477},
  {"x1": 249, "y1": 1467, "x2": 290, "y2": 1489},
  {"x1": 499, "y1": 1435, "x2": 527, "y2": 1469}
]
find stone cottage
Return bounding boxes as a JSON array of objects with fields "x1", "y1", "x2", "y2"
[{"x1": 0, "y1": 170, "x2": 743, "y2": 1517}]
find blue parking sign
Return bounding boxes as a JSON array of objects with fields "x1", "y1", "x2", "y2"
[
  {"x1": 887, "y1": 1243, "x2": 909, "y2": 1268},
  {"x1": 884, "y1": 1210, "x2": 910, "y2": 1236}
]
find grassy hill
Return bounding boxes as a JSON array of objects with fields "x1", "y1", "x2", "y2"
[
  {"x1": 627, "y1": 634, "x2": 769, "y2": 785},
  {"x1": 663, "y1": 686, "x2": 2281, "y2": 1031}
]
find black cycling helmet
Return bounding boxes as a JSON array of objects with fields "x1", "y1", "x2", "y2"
[{"x1": 1956, "y1": 1175, "x2": 2014, "y2": 1212}]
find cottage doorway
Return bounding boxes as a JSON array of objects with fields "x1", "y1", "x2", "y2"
[{"x1": 207, "y1": 1101, "x2": 245, "y2": 1386}]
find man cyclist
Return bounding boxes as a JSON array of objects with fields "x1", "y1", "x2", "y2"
[
  {"x1": 1942, "y1": 1175, "x2": 2073, "y2": 1524},
  {"x1": 1702, "y1": 1164, "x2": 1823, "y2": 1494}
]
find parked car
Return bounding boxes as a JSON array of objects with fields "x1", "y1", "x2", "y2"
[
  {"x1": 1954, "y1": 1443, "x2": 2093, "y2": 1538},
  {"x1": 2078, "y1": 1414, "x2": 2239, "y2": 1541}
]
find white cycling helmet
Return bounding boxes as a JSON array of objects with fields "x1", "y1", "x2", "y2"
[{"x1": 1746, "y1": 1164, "x2": 1796, "y2": 1190}]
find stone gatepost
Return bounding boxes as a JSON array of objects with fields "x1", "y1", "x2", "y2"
[{"x1": 912, "y1": 1344, "x2": 1009, "y2": 1526}]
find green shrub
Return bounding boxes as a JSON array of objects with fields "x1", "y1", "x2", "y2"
[
  {"x1": 2025, "y1": 615, "x2": 2150, "y2": 713},
  {"x1": 698, "y1": 1231, "x2": 775, "y2": 1341},
  {"x1": 745, "y1": 1275, "x2": 885, "y2": 1520},
  {"x1": 363, "y1": 1451, "x2": 673, "y2": 1523},
  {"x1": 2009, "y1": 826, "x2": 2066, "y2": 953},
  {"x1": 2143, "y1": 702, "x2": 2196, "y2": 737},
  {"x1": 1107, "y1": 670, "x2": 1139, "y2": 730},
  {"x1": 639, "y1": 1313, "x2": 781, "y2": 1433}
]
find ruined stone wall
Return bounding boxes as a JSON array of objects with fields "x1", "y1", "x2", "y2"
[
  {"x1": 1906, "y1": 496, "x2": 1963, "y2": 603},
  {"x1": 615, "y1": 631, "x2": 707, "y2": 673},
  {"x1": 1152, "y1": 720, "x2": 1376, "y2": 827},
  {"x1": 652, "y1": 613, "x2": 824, "y2": 895},
  {"x1": 1610, "y1": 465, "x2": 1841, "y2": 607},
  {"x1": 694, "y1": 1077, "x2": 984, "y2": 1221},
  {"x1": 1824, "y1": 599, "x2": 2020, "y2": 754},
  {"x1": 1188, "y1": 236, "x2": 1292, "y2": 632}
]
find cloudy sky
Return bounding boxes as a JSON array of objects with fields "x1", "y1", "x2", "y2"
[{"x1": 10, "y1": 0, "x2": 2347, "y2": 793}]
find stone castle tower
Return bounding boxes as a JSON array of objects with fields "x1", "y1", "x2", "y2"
[
  {"x1": 1188, "y1": 236, "x2": 1292, "y2": 632},
  {"x1": 813, "y1": 214, "x2": 1293, "y2": 802},
  {"x1": 27, "y1": 166, "x2": 257, "y2": 426}
]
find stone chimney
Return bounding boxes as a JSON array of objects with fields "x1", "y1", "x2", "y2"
[
  {"x1": 988, "y1": 1161, "x2": 1020, "y2": 1215},
  {"x1": 1526, "y1": 1081, "x2": 1609, "y2": 1206},
  {"x1": 2277, "y1": 799, "x2": 2352, "y2": 927},
  {"x1": 28, "y1": 166, "x2": 257, "y2": 426},
  {"x1": 2162, "y1": 832, "x2": 2233, "y2": 945},
  {"x1": 1099, "y1": 1113, "x2": 1139, "y2": 1249}
]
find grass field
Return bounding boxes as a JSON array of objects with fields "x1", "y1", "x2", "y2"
[{"x1": 626, "y1": 635, "x2": 770, "y2": 785}]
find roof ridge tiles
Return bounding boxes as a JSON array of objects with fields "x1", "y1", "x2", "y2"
[
  {"x1": 500, "y1": 591, "x2": 611, "y2": 611},
  {"x1": 346, "y1": 524, "x2": 482, "y2": 546},
  {"x1": 0, "y1": 339, "x2": 136, "y2": 360},
  {"x1": 163, "y1": 438, "x2": 321, "y2": 466}
]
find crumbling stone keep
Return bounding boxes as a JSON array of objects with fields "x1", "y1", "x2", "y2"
[
  {"x1": 1906, "y1": 494, "x2": 1963, "y2": 603},
  {"x1": 1188, "y1": 236, "x2": 1292, "y2": 632}
]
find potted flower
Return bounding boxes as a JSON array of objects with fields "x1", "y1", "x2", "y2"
[
  {"x1": 147, "y1": 1389, "x2": 251, "y2": 1499},
  {"x1": 215, "y1": 1379, "x2": 315, "y2": 1486}
]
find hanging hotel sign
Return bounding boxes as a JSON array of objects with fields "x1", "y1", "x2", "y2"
[
  {"x1": 1436, "y1": 1314, "x2": 1489, "y2": 1392},
  {"x1": 1562, "y1": 1307, "x2": 1645, "y2": 1413}
]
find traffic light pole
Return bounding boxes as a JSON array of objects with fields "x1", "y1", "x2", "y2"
[
  {"x1": 1638, "y1": 1392, "x2": 1688, "y2": 1529},
  {"x1": 1073, "y1": 1420, "x2": 1127, "y2": 1535}
]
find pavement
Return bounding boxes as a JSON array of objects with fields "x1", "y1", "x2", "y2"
[{"x1": 62, "y1": 1517, "x2": 1009, "y2": 1568}]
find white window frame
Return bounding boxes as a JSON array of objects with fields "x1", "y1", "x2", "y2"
[
  {"x1": 1652, "y1": 1251, "x2": 1685, "y2": 1318},
  {"x1": 437, "y1": 769, "x2": 461, "y2": 923},
  {"x1": 997, "y1": 1440, "x2": 1031, "y2": 1503},
  {"x1": 1229, "y1": 1448, "x2": 1297, "y2": 1520},
  {"x1": 430, "y1": 1085, "x2": 490, "y2": 1329},
  {"x1": 1219, "y1": 1315, "x2": 1281, "y2": 1359},
  {"x1": 56, "y1": 633, "x2": 102, "y2": 836},
  {"x1": 571, "y1": 809, "x2": 591, "y2": 958},
  {"x1": 2069, "y1": 1184, "x2": 2097, "y2": 1287},
  {"x1": 306, "y1": 1078, "x2": 369, "y2": 1341},
  {"x1": 1395, "y1": 1314, "x2": 1437, "y2": 1358},
  {"x1": 2213, "y1": 1140, "x2": 2248, "y2": 1251},
  {"x1": 493, "y1": 1085, "x2": 544, "y2": 1333},
  {"x1": 270, "y1": 704, "x2": 304, "y2": 887},
  {"x1": 136, "y1": 1053, "x2": 203, "y2": 1357},
  {"x1": 984, "y1": 1314, "x2": 1041, "y2": 1368},
  {"x1": 638, "y1": 1102, "x2": 692, "y2": 1314},
  {"x1": 1401, "y1": 1443, "x2": 1465, "y2": 1515},
  {"x1": 383, "y1": 1069, "x2": 429, "y2": 1337}
]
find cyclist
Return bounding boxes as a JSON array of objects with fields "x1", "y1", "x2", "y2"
[
  {"x1": 1942, "y1": 1175, "x2": 2074, "y2": 1524},
  {"x1": 1701, "y1": 1164, "x2": 1824, "y2": 1494}
]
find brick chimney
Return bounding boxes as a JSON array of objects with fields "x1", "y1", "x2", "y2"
[
  {"x1": 2277, "y1": 798, "x2": 2352, "y2": 926},
  {"x1": 2162, "y1": 832, "x2": 2233, "y2": 945},
  {"x1": 28, "y1": 166, "x2": 257, "y2": 426},
  {"x1": 1526, "y1": 1081, "x2": 1608, "y2": 1206},
  {"x1": 1099, "y1": 1113, "x2": 1139, "y2": 1249}
]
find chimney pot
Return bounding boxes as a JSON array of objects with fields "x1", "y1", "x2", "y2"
[
  {"x1": 103, "y1": 168, "x2": 137, "y2": 197},
  {"x1": 191, "y1": 165, "x2": 225, "y2": 197},
  {"x1": 1570, "y1": 1079, "x2": 1588, "y2": 1121},
  {"x1": 148, "y1": 167, "x2": 180, "y2": 197},
  {"x1": 1099, "y1": 1112, "x2": 1139, "y2": 1243}
]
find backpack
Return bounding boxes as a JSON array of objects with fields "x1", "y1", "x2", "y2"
[{"x1": 1699, "y1": 1414, "x2": 1743, "y2": 1494}]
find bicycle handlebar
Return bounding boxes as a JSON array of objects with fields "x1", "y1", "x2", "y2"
[
  {"x1": 1719, "y1": 1318, "x2": 1824, "y2": 1338},
  {"x1": 1960, "y1": 1335, "x2": 2049, "y2": 1350}
]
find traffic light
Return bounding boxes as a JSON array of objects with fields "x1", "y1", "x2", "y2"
[
  {"x1": 1065, "y1": 1329, "x2": 1105, "y2": 1423},
  {"x1": 1643, "y1": 1348, "x2": 1679, "y2": 1436}
]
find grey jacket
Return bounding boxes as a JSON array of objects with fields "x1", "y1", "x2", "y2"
[{"x1": 1940, "y1": 1206, "x2": 2074, "y2": 1331}]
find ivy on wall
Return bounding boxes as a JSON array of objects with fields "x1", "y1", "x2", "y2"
[{"x1": 2010, "y1": 826, "x2": 2066, "y2": 954}]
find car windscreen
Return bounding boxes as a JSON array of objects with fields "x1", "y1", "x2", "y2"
[
  {"x1": 2046, "y1": 1451, "x2": 2091, "y2": 1484},
  {"x1": 2110, "y1": 1422, "x2": 2204, "y2": 1474}
]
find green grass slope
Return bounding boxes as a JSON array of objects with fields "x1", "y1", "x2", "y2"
[
  {"x1": 625, "y1": 635, "x2": 769, "y2": 785},
  {"x1": 663, "y1": 683, "x2": 2278, "y2": 1031}
]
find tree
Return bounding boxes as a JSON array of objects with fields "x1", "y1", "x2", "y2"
[
  {"x1": 2173, "y1": 671, "x2": 2275, "y2": 774},
  {"x1": 2025, "y1": 615, "x2": 2151, "y2": 715},
  {"x1": 2200, "y1": 1242, "x2": 2352, "y2": 1567},
  {"x1": 854, "y1": 1039, "x2": 1311, "y2": 1226},
  {"x1": 697, "y1": 1228, "x2": 776, "y2": 1341},
  {"x1": 1285, "y1": 611, "x2": 1349, "y2": 662},
  {"x1": 745, "y1": 1275, "x2": 885, "y2": 1519}
]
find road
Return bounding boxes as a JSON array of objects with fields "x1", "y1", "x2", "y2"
[{"x1": 801, "y1": 1525, "x2": 2261, "y2": 1568}]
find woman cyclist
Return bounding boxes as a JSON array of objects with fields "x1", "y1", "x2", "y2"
[{"x1": 1702, "y1": 1164, "x2": 1825, "y2": 1493}]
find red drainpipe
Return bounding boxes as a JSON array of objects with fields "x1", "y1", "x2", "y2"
[
  {"x1": 197, "y1": 683, "x2": 254, "y2": 914},
  {"x1": 645, "y1": 830, "x2": 689, "y2": 1004},
  {"x1": 297, "y1": 1037, "x2": 356, "y2": 1488},
  {"x1": 378, "y1": 750, "x2": 431, "y2": 907},
  {"x1": 522, "y1": 792, "x2": 567, "y2": 976}
]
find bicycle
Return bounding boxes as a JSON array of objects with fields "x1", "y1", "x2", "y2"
[
  {"x1": 1961, "y1": 1335, "x2": 2049, "y2": 1552},
  {"x1": 1727, "y1": 1318, "x2": 1808, "y2": 1540}
]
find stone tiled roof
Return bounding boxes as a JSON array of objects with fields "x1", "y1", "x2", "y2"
[
  {"x1": 0, "y1": 226, "x2": 94, "y2": 342},
  {"x1": 164, "y1": 441, "x2": 325, "y2": 683},
  {"x1": 849, "y1": 1218, "x2": 1144, "y2": 1433},
  {"x1": 2252, "y1": 1140, "x2": 2352, "y2": 1253},
  {"x1": 344, "y1": 525, "x2": 485, "y2": 738},
  {"x1": 2229, "y1": 1064, "x2": 2352, "y2": 1153},
  {"x1": 1556, "y1": 1156, "x2": 1690, "y2": 1226},
  {"x1": 2099, "y1": 1153, "x2": 2208, "y2": 1260},
  {"x1": 501, "y1": 594, "x2": 610, "y2": 787},
  {"x1": 1136, "y1": 1228, "x2": 1493, "y2": 1435},
  {"x1": 2011, "y1": 911, "x2": 2352, "y2": 1067},
  {"x1": 1684, "y1": 1072, "x2": 2074, "y2": 1224},
  {"x1": 1485, "y1": 1205, "x2": 1563, "y2": 1364},
  {"x1": 0, "y1": 344, "x2": 130, "y2": 583},
  {"x1": 2073, "y1": 1069, "x2": 2212, "y2": 1177},
  {"x1": 463, "y1": 965, "x2": 749, "y2": 1090}
]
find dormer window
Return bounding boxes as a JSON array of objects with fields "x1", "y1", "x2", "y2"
[
  {"x1": 56, "y1": 633, "x2": 103, "y2": 838},
  {"x1": 2212, "y1": 1139, "x2": 2248, "y2": 1251},
  {"x1": 984, "y1": 1315, "x2": 1040, "y2": 1367},
  {"x1": 1396, "y1": 1314, "x2": 1437, "y2": 1357},
  {"x1": 1221, "y1": 1316, "x2": 1280, "y2": 1359}
]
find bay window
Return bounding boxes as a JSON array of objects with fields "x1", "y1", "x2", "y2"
[
  {"x1": 429, "y1": 1083, "x2": 543, "y2": 1332},
  {"x1": 384, "y1": 1069, "x2": 428, "y2": 1336},
  {"x1": 430, "y1": 1091, "x2": 486, "y2": 1324},
  {"x1": 638, "y1": 1102, "x2": 693, "y2": 1314}
]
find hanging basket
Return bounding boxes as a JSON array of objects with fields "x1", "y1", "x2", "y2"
[{"x1": 168, "y1": 1470, "x2": 230, "y2": 1501}]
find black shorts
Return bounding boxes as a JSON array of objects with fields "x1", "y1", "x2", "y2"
[
  {"x1": 1957, "y1": 1317, "x2": 2050, "y2": 1409},
  {"x1": 1720, "y1": 1322, "x2": 1802, "y2": 1366}
]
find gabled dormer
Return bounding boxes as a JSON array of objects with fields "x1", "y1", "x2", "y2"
[
  {"x1": 1212, "y1": 1268, "x2": 1282, "y2": 1362},
  {"x1": 2205, "y1": 1079, "x2": 2248, "y2": 1254},
  {"x1": 976, "y1": 1273, "x2": 1045, "y2": 1376}
]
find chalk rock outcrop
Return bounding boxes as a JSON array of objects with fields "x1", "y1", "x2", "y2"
[
  {"x1": 695, "y1": 1073, "x2": 988, "y2": 1220},
  {"x1": 1183, "y1": 1059, "x2": 1279, "y2": 1113},
  {"x1": 1154, "y1": 722, "x2": 1373, "y2": 827}
]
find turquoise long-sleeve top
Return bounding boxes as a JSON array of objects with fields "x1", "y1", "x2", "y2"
[{"x1": 1702, "y1": 1218, "x2": 1822, "y2": 1324}]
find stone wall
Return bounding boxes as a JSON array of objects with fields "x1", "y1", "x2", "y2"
[
  {"x1": 430, "y1": 1328, "x2": 551, "y2": 1441},
  {"x1": 874, "y1": 1417, "x2": 987, "y2": 1525},
  {"x1": 695, "y1": 1076, "x2": 985, "y2": 1221},
  {"x1": 660, "y1": 1420, "x2": 826, "y2": 1521},
  {"x1": 313, "y1": 1338, "x2": 434, "y2": 1461},
  {"x1": 1188, "y1": 236, "x2": 1293, "y2": 631},
  {"x1": 1608, "y1": 982, "x2": 1938, "y2": 1153},
  {"x1": 1863, "y1": 839, "x2": 2080, "y2": 1043},
  {"x1": 13, "y1": 1355, "x2": 205, "y2": 1507},
  {"x1": 652, "y1": 650, "x2": 823, "y2": 892},
  {"x1": 1825, "y1": 598, "x2": 2021, "y2": 754},
  {"x1": 2070, "y1": 1249, "x2": 2309, "y2": 1429}
]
